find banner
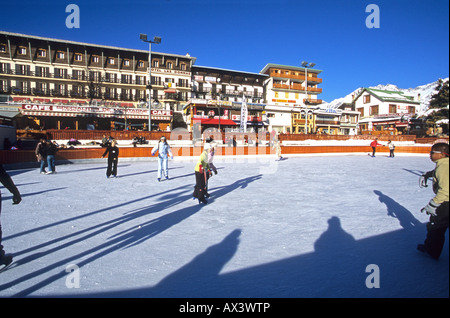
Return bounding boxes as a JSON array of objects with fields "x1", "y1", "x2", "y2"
[{"x1": 240, "y1": 95, "x2": 248, "y2": 132}]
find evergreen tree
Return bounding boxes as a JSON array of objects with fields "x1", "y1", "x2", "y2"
[{"x1": 426, "y1": 78, "x2": 449, "y2": 124}]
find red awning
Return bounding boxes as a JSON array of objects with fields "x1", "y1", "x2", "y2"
[{"x1": 196, "y1": 118, "x2": 237, "y2": 126}]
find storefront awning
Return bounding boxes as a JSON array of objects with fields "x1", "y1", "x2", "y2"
[{"x1": 195, "y1": 118, "x2": 237, "y2": 126}]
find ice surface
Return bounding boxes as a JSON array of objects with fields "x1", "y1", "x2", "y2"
[{"x1": 0, "y1": 154, "x2": 448, "y2": 298}]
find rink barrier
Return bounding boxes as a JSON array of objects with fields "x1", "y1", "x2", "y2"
[{"x1": 0, "y1": 144, "x2": 432, "y2": 167}]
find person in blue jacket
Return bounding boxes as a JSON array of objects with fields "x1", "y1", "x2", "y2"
[{"x1": 152, "y1": 136, "x2": 173, "y2": 181}]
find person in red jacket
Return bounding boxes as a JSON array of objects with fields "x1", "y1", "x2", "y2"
[{"x1": 370, "y1": 138, "x2": 383, "y2": 157}]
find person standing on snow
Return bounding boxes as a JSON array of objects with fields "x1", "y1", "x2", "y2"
[
  {"x1": 387, "y1": 140, "x2": 395, "y2": 158},
  {"x1": 101, "y1": 139, "x2": 119, "y2": 178},
  {"x1": 370, "y1": 138, "x2": 383, "y2": 157},
  {"x1": 151, "y1": 136, "x2": 173, "y2": 181},
  {"x1": 0, "y1": 164, "x2": 22, "y2": 269},
  {"x1": 417, "y1": 142, "x2": 449, "y2": 260}
]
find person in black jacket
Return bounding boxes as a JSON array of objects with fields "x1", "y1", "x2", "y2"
[
  {"x1": 101, "y1": 139, "x2": 119, "y2": 178},
  {"x1": 0, "y1": 164, "x2": 21, "y2": 268}
]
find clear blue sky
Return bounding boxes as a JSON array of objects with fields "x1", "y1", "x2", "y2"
[{"x1": 0, "y1": 0, "x2": 448, "y2": 102}]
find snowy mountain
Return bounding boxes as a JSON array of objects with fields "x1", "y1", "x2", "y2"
[{"x1": 320, "y1": 78, "x2": 449, "y2": 114}]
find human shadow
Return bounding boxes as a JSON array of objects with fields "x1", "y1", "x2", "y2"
[
  {"x1": 2, "y1": 186, "x2": 205, "y2": 297},
  {"x1": 374, "y1": 190, "x2": 422, "y2": 230}
]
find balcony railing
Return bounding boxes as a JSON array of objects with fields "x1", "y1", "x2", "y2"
[
  {"x1": 273, "y1": 83, "x2": 322, "y2": 94},
  {"x1": 270, "y1": 70, "x2": 322, "y2": 83}
]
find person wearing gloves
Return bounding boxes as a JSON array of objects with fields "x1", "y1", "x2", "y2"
[
  {"x1": 193, "y1": 143, "x2": 211, "y2": 204},
  {"x1": 0, "y1": 164, "x2": 22, "y2": 268},
  {"x1": 417, "y1": 142, "x2": 449, "y2": 260},
  {"x1": 151, "y1": 136, "x2": 173, "y2": 181}
]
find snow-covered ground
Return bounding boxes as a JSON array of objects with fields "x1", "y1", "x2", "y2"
[{"x1": 0, "y1": 153, "x2": 448, "y2": 298}]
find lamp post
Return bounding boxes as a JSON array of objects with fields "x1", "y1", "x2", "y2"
[
  {"x1": 301, "y1": 61, "x2": 316, "y2": 134},
  {"x1": 140, "y1": 34, "x2": 161, "y2": 131}
]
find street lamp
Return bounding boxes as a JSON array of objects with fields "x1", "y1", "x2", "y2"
[
  {"x1": 301, "y1": 61, "x2": 316, "y2": 134},
  {"x1": 140, "y1": 33, "x2": 161, "y2": 131}
]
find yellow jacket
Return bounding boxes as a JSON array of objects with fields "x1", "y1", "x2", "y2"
[
  {"x1": 432, "y1": 157, "x2": 449, "y2": 204},
  {"x1": 195, "y1": 150, "x2": 210, "y2": 173}
]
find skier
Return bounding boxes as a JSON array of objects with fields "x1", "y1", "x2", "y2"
[
  {"x1": 193, "y1": 143, "x2": 211, "y2": 204},
  {"x1": 370, "y1": 138, "x2": 382, "y2": 157},
  {"x1": 101, "y1": 139, "x2": 119, "y2": 178},
  {"x1": 0, "y1": 164, "x2": 22, "y2": 269},
  {"x1": 151, "y1": 136, "x2": 173, "y2": 181},
  {"x1": 417, "y1": 142, "x2": 449, "y2": 260}
]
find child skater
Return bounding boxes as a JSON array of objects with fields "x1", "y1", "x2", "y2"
[
  {"x1": 193, "y1": 143, "x2": 211, "y2": 204},
  {"x1": 205, "y1": 138, "x2": 218, "y2": 198},
  {"x1": 151, "y1": 136, "x2": 173, "y2": 181},
  {"x1": 417, "y1": 142, "x2": 449, "y2": 260},
  {"x1": 101, "y1": 139, "x2": 119, "y2": 178}
]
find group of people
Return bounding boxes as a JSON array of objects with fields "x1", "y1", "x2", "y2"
[
  {"x1": 35, "y1": 138, "x2": 59, "y2": 174},
  {"x1": 370, "y1": 138, "x2": 396, "y2": 157},
  {"x1": 1, "y1": 138, "x2": 448, "y2": 271}
]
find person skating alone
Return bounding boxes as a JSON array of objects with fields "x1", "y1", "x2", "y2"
[
  {"x1": 151, "y1": 136, "x2": 173, "y2": 181},
  {"x1": 35, "y1": 138, "x2": 48, "y2": 174},
  {"x1": 205, "y1": 138, "x2": 218, "y2": 198},
  {"x1": 101, "y1": 139, "x2": 119, "y2": 178},
  {"x1": 0, "y1": 164, "x2": 22, "y2": 269},
  {"x1": 417, "y1": 142, "x2": 449, "y2": 260}
]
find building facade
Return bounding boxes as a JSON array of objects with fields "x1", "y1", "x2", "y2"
[
  {"x1": 184, "y1": 65, "x2": 268, "y2": 134},
  {"x1": 0, "y1": 31, "x2": 196, "y2": 131},
  {"x1": 260, "y1": 63, "x2": 323, "y2": 133},
  {"x1": 353, "y1": 88, "x2": 420, "y2": 134}
]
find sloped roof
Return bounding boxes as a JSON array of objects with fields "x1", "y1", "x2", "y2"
[{"x1": 355, "y1": 88, "x2": 420, "y2": 105}]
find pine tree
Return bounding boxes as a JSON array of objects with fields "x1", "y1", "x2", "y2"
[{"x1": 426, "y1": 78, "x2": 449, "y2": 124}]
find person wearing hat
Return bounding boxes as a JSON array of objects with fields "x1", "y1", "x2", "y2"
[{"x1": 151, "y1": 136, "x2": 173, "y2": 181}]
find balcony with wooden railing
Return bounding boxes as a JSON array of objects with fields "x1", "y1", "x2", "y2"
[
  {"x1": 273, "y1": 83, "x2": 322, "y2": 94},
  {"x1": 269, "y1": 70, "x2": 322, "y2": 83}
]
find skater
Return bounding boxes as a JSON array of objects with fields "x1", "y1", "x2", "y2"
[
  {"x1": 151, "y1": 136, "x2": 173, "y2": 181},
  {"x1": 0, "y1": 164, "x2": 22, "y2": 269},
  {"x1": 387, "y1": 140, "x2": 395, "y2": 158},
  {"x1": 370, "y1": 138, "x2": 382, "y2": 157},
  {"x1": 46, "y1": 140, "x2": 59, "y2": 174},
  {"x1": 205, "y1": 139, "x2": 218, "y2": 198},
  {"x1": 101, "y1": 139, "x2": 119, "y2": 178},
  {"x1": 417, "y1": 142, "x2": 449, "y2": 260},
  {"x1": 35, "y1": 138, "x2": 48, "y2": 174},
  {"x1": 193, "y1": 143, "x2": 211, "y2": 204},
  {"x1": 272, "y1": 139, "x2": 283, "y2": 161}
]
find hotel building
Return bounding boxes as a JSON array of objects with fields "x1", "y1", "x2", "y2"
[{"x1": 0, "y1": 31, "x2": 196, "y2": 131}]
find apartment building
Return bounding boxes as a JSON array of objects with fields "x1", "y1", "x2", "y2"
[
  {"x1": 184, "y1": 65, "x2": 268, "y2": 133},
  {"x1": 0, "y1": 31, "x2": 196, "y2": 131},
  {"x1": 260, "y1": 63, "x2": 323, "y2": 133}
]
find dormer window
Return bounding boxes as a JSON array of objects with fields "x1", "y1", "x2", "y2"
[{"x1": 56, "y1": 51, "x2": 65, "y2": 59}]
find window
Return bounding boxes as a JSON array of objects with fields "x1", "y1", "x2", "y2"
[
  {"x1": 408, "y1": 106, "x2": 416, "y2": 114},
  {"x1": 56, "y1": 51, "x2": 65, "y2": 59},
  {"x1": 167, "y1": 62, "x2": 173, "y2": 69},
  {"x1": 357, "y1": 107, "x2": 365, "y2": 117},
  {"x1": 152, "y1": 60, "x2": 159, "y2": 67},
  {"x1": 92, "y1": 56, "x2": 100, "y2": 63},
  {"x1": 180, "y1": 63, "x2": 186, "y2": 71},
  {"x1": 389, "y1": 104, "x2": 397, "y2": 114},
  {"x1": 370, "y1": 105, "x2": 379, "y2": 116},
  {"x1": 37, "y1": 49, "x2": 47, "y2": 57},
  {"x1": 363, "y1": 95, "x2": 371, "y2": 103},
  {"x1": 18, "y1": 47, "x2": 27, "y2": 55},
  {"x1": 138, "y1": 61, "x2": 145, "y2": 68},
  {"x1": 74, "y1": 53, "x2": 83, "y2": 62},
  {"x1": 0, "y1": 44, "x2": 6, "y2": 53},
  {"x1": 123, "y1": 59, "x2": 130, "y2": 66},
  {"x1": 108, "y1": 58, "x2": 115, "y2": 65}
]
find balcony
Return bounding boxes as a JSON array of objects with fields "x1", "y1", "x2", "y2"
[
  {"x1": 273, "y1": 83, "x2": 322, "y2": 94},
  {"x1": 270, "y1": 70, "x2": 322, "y2": 83}
]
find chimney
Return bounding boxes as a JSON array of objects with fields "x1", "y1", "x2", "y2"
[{"x1": 417, "y1": 93, "x2": 421, "y2": 101}]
